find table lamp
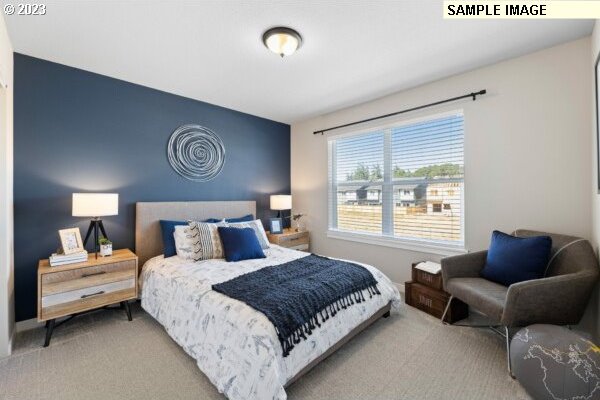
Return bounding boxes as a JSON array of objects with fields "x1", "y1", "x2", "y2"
[
  {"x1": 270, "y1": 195, "x2": 292, "y2": 227},
  {"x1": 72, "y1": 193, "x2": 118, "y2": 257}
]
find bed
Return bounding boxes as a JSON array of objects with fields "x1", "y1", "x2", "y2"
[{"x1": 136, "y1": 201, "x2": 401, "y2": 400}]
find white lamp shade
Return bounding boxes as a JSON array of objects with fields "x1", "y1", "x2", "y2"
[
  {"x1": 270, "y1": 195, "x2": 292, "y2": 211},
  {"x1": 72, "y1": 193, "x2": 119, "y2": 217}
]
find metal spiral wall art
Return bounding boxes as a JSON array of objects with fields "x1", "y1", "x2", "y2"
[{"x1": 167, "y1": 124, "x2": 226, "y2": 182}]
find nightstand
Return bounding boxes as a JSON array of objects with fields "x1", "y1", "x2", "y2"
[
  {"x1": 267, "y1": 229, "x2": 310, "y2": 251},
  {"x1": 37, "y1": 248, "x2": 138, "y2": 347}
]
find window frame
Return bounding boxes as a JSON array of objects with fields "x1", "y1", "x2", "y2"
[{"x1": 327, "y1": 110, "x2": 467, "y2": 256}]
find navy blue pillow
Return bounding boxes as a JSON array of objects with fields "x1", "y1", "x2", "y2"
[
  {"x1": 203, "y1": 214, "x2": 254, "y2": 223},
  {"x1": 225, "y1": 214, "x2": 255, "y2": 223},
  {"x1": 159, "y1": 220, "x2": 188, "y2": 258},
  {"x1": 480, "y1": 230, "x2": 552, "y2": 286},
  {"x1": 218, "y1": 227, "x2": 266, "y2": 262}
]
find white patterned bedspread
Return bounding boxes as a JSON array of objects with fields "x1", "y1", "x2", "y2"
[{"x1": 140, "y1": 245, "x2": 401, "y2": 400}]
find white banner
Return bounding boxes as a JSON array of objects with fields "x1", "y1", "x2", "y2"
[{"x1": 444, "y1": 1, "x2": 600, "y2": 19}]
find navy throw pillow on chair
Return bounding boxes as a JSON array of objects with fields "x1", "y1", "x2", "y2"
[
  {"x1": 159, "y1": 220, "x2": 188, "y2": 258},
  {"x1": 480, "y1": 230, "x2": 552, "y2": 286},
  {"x1": 218, "y1": 227, "x2": 266, "y2": 262}
]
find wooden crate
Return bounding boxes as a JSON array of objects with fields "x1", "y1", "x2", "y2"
[
  {"x1": 405, "y1": 281, "x2": 468, "y2": 323},
  {"x1": 411, "y1": 262, "x2": 443, "y2": 290}
]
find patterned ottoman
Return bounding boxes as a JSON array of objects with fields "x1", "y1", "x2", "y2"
[{"x1": 510, "y1": 324, "x2": 600, "y2": 400}]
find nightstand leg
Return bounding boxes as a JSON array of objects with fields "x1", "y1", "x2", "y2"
[
  {"x1": 44, "y1": 319, "x2": 55, "y2": 347},
  {"x1": 122, "y1": 301, "x2": 132, "y2": 321}
]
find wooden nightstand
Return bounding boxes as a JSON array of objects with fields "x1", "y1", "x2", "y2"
[
  {"x1": 267, "y1": 229, "x2": 310, "y2": 251},
  {"x1": 38, "y1": 248, "x2": 138, "y2": 346}
]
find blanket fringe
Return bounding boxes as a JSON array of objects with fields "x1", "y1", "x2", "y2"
[{"x1": 280, "y1": 283, "x2": 381, "y2": 357}]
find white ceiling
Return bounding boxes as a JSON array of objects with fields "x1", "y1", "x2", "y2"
[{"x1": 2, "y1": 1, "x2": 594, "y2": 124}]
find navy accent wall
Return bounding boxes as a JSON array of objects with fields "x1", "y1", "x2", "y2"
[{"x1": 13, "y1": 54, "x2": 290, "y2": 321}]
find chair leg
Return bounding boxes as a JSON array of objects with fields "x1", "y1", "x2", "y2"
[
  {"x1": 441, "y1": 295, "x2": 453, "y2": 324},
  {"x1": 505, "y1": 326, "x2": 515, "y2": 378}
]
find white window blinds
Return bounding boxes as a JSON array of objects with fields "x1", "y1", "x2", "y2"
[{"x1": 328, "y1": 111, "x2": 464, "y2": 248}]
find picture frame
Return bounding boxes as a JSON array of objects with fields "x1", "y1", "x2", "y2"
[
  {"x1": 596, "y1": 50, "x2": 600, "y2": 192},
  {"x1": 59, "y1": 227, "x2": 84, "y2": 255},
  {"x1": 269, "y1": 218, "x2": 283, "y2": 234}
]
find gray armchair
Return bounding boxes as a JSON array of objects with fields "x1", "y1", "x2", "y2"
[{"x1": 441, "y1": 229, "x2": 599, "y2": 373}]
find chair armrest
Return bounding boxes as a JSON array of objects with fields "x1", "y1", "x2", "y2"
[
  {"x1": 502, "y1": 272, "x2": 597, "y2": 327},
  {"x1": 441, "y1": 250, "x2": 487, "y2": 290}
]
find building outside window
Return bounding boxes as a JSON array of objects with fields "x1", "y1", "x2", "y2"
[{"x1": 328, "y1": 111, "x2": 464, "y2": 251}]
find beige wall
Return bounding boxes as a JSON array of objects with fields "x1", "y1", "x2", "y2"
[
  {"x1": 292, "y1": 38, "x2": 592, "y2": 293},
  {"x1": 588, "y1": 20, "x2": 600, "y2": 341},
  {"x1": 0, "y1": 14, "x2": 14, "y2": 358}
]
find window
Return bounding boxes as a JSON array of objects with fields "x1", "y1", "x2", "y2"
[{"x1": 328, "y1": 111, "x2": 464, "y2": 251}]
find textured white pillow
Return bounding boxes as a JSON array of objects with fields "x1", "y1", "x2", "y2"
[
  {"x1": 224, "y1": 219, "x2": 270, "y2": 249},
  {"x1": 188, "y1": 221, "x2": 225, "y2": 261},
  {"x1": 173, "y1": 225, "x2": 194, "y2": 260}
]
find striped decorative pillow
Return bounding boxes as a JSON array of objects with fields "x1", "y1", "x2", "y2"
[
  {"x1": 187, "y1": 221, "x2": 225, "y2": 261},
  {"x1": 224, "y1": 220, "x2": 270, "y2": 250}
]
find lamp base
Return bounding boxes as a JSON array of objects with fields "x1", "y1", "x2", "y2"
[
  {"x1": 83, "y1": 218, "x2": 108, "y2": 258},
  {"x1": 276, "y1": 210, "x2": 291, "y2": 229}
]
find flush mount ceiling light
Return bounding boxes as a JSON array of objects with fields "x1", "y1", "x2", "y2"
[{"x1": 262, "y1": 27, "x2": 302, "y2": 57}]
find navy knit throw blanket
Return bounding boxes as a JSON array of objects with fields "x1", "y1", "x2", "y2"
[{"x1": 212, "y1": 254, "x2": 381, "y2": 357}]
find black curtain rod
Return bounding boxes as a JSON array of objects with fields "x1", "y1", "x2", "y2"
[{"x1": 313, "y1": 89, "x2": 487, "y2": 135}]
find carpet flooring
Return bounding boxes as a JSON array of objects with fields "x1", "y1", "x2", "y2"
[{"x1": 1, "y1": 302, "x2": 530, "y2": 399}]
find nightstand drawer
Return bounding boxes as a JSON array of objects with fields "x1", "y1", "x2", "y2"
[
  {"x1": 42, "y1": 269, "x2": 135, "y2": 296},
  {"x1": 279, "y1": 235, "x2": 309, "y2": 247},
  {"x1": 41, "y1": 287, "x2": 136, "y2": 321},
  {"x1": 42, "y1": 278, "x2": 135, "y2": 308},
  {"x1": 289, "y1": 244, "x2": 309, "y2": 251},
  {"x1": 41, "y1": 260, "x2": 136, "y2": 285}
]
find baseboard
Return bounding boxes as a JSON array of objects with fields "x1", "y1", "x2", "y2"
[
  {"x1": 394, "y1": 282, "x2": 405, "y2": 294},
  {"x1": 0, "y1": 329, "x2": 14, "y2": 360},
  {"x1": 16, "y1": 317, "x2": 44, "y2": 333},
  {"x1": 8, "y1": 329, "x2": 14, "y2": 355}
]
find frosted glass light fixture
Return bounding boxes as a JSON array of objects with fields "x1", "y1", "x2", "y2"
[{"x1": 262, "y1": 27, "x2": 302, "y2": 57}]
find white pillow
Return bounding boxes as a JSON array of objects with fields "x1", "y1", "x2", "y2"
[
  {"x1": 224, "y1": 219, "x2": 270, "y2": 249},
  {"x1": 173, "y1": 225, "x2": 194, "y2": 260}
]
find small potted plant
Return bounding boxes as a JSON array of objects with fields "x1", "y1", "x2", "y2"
[
  {"x1": 98, "y1": 237, "x2": 113, "y2": 257},
  {"x1": 292, "y1": 213, "x2": 306, "y2": 232}
]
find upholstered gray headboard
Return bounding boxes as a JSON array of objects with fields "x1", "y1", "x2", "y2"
[{"x1": 135, "y1": 201, "x2": 256, "y2": 267}]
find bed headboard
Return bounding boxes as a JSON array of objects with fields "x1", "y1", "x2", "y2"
[{"x1": 135, "y1": 201, "x2": 256, "y2": 266}]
